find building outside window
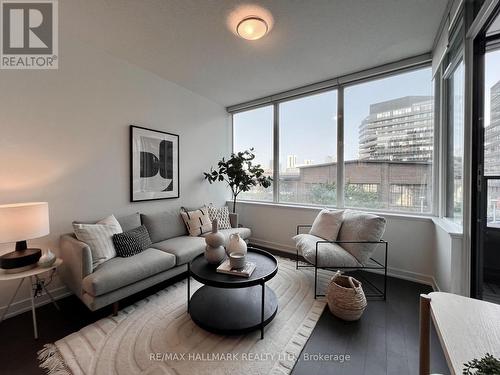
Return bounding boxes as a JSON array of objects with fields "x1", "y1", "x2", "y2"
[
  {"x1": 232, "y1": 66, "x2": 435, "y2": 214},
  {"x1": 344, "y1": 68, "x2": 434, "y2": 212}
]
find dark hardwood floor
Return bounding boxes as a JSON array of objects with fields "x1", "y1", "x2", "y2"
[
  {"x1": 291, "y1": 271, "x2": 449, "y2": 375},
  {"x1": 0, "y1": 254, "x2": 448, "y2": 375}
]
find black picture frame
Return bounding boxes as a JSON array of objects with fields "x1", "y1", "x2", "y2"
[{"x1": 130, "y1": 125, "x2": 180, "y2": 202}]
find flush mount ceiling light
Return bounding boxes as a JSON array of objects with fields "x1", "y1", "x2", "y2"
[{"x1": 236, "y1": 16, "x2": 269, "y2": 40}]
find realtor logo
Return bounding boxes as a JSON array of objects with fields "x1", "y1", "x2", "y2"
[{"x1": 1, "y1": 0, "x2": 58, "y2": 69}]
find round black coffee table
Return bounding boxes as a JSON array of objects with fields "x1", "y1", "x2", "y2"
[{"x1": 187, "y1": 247, "x2": 278, "y2": 339}]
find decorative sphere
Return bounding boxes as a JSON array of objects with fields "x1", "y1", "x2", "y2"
[{"x1": 205, "y1": 231, "x2": 225, "y2": 248}]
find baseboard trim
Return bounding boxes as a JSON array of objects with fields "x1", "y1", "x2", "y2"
[
  {"x1": 250, "y1": 237, "x2": 439, "y2": 290},
  {"x1": 0, "y1": 285, "x2": 71, "y2": 320}
]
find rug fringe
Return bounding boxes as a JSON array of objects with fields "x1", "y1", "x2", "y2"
[{"x1": 37, "y1": 343, "x2": 72, "y2": 375}]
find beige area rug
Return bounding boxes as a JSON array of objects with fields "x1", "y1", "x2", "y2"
[{"x1": 38, "y1": 257, "x2": 327, "y2": 375}]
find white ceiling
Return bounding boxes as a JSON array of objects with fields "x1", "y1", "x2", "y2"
[{"x1": 62, "y1": 0, "x2": 448, "y2": 107}]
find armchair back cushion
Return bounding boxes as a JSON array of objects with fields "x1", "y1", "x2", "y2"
[
  {"x1": 309, "y1": 209, "x2": 344, "y2": 241},
  {"x1": 337, "y1": 210, "x2": 386, "y2": 264}
]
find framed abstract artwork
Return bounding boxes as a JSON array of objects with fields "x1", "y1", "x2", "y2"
[{"x1": 130, "y1": 125, "x2": 179, "y2": 201}]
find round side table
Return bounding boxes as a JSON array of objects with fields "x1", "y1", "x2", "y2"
[{"x1": 0, "y1": 258, "x2": 63, "y2": 339}]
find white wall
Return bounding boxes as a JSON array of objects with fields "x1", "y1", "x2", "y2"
[
  {"x1": 433, "y1": 219, "x2": 464, "y2": 294},
  {"x1": 235, "y1": 201, "x2": 438, "y2": 287},
  {"x1": 0, "y1": 30, "x2": 229, "y2": 317}
]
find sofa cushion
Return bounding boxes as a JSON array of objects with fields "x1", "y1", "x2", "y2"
[
  {"x1": 117, "y1": 213, "x2": 141, "y2": 232},
  {"x1": 141, "y1": 210, "x2": 187, "y2": 243},
  {"x1": 202, "y1": 227, "x2": 252, "y2": 245},
  {"x1": 151, "y1": 236, "x2": 206, "y2": 265},
  {"x1": 82, "y1": 248, "x2": 175, "y2": 297},
  {"x1": 337, "y1": 209, "x2": 386, "y2": 264},
  {"x1": 73, "y1": 215, "x2": 122, "y2": 269},
  {"x1": 112, "y1": 225, "x2": 152, "y2": 257},
  {"x1": 207, "y1": 205, "x2": 232, "y2": 229},
  {"x1": 309, "y1": 209, "x2": 344, "y2": 241},
  {"x1": 180, "y1": 207, "x2": 212, "y2": 236},
  {"x1": 293, "y1": 234, "x2": 361, "y2": 268}
]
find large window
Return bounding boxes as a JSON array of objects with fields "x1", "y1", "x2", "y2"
[
  {"x1": 446, "y1": 61, "x2": 465, "y2": 223},
  {"x1": 232, "y1": 105, "x2": 273, "y2": 201},
  {"x1": 279, "y1": 91, "x2": 337, "y2": 205},
  {"x1": 344, "y1": 68, "x2": 434, "y2": 212},
  {"x1": 232, "y1": 66, "x2": 435, "y2": 214}
]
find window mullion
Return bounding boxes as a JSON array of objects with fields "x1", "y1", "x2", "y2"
[
  {"x1": 273, "y1": 103, "x2": 280, "y2": 203},
  {"x1": 337, "y1": 86, "x2": 345, "y2": 208}
]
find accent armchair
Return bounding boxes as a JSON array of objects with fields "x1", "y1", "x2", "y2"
[{"x1": 293, "y1": 209, "x2": 388, "y2": 300}]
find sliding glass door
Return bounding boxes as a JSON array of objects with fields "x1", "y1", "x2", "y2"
[{"x1": 473, "y1": 8, "x2": 500, "y2": 303}]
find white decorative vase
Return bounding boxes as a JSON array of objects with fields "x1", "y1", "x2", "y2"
[
  {"x1": 226, "y1": 233, "x2": 247, "y2": 256},
  {"x1": 204, "y1": 219, "x2": 226, "y2": 265},
  {"x1": 38, "y1": 249, "x2": 56, "y2": 268}
]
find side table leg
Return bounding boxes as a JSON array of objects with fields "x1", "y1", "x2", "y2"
[
  {"x1": 260, "y1": 282, "x2": 265, "y2": 339},
  {"x1": 419, "y1": 294, "x2": 431, "y2": 375},
  {"x1": 36, "y1": 275, "x2": 60, "y2": 311},
  {"x1": 0, "y1": 278, "x2": 25, "y2": 322},
  {"x1": 30, "y1": 276, "x2": 38, "y2": 339},
  {"x1": 187, "y1": 263, "x2": 191, "y2": 314}
]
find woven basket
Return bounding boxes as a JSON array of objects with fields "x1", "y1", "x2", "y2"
[{"x1": 326, "y1": 272, "x2": 367, "y2": 321}]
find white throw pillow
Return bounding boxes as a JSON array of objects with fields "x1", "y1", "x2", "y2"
[
  {"x1": 207, "y1": 205, "x2": 232, "y2": 229},
  {"x1": 309, "y1": 209, "x2": 344, "y2": 241},
  {"x1": 180, "y1": 207, "x2": 212, "y2": 236},
  {"x1": 73, "y1": 215, "x2": 123, "y2": 269}
]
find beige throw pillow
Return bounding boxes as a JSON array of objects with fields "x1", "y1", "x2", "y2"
[
  {"x1": 73, "y1": 215, "x2": 123, "y2": 269},
  {"x1": 309, "y1": 209, "x2": 344, "y2": 241},
  {"x1": 180, "y1": 207, "x2": 212, "y2": 236}
]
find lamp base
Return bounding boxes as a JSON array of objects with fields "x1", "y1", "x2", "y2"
[{"x1": 0, "y1": 248, "x2": 42, "y2": 273}]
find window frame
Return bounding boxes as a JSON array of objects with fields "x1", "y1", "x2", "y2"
[{"x1": 230, "y1": 59, "x2": 438, "y2": 216}]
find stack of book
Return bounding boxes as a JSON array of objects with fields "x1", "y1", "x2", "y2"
[{"x1": 216, "y1": 259, "x2": 256, "y2": 278}]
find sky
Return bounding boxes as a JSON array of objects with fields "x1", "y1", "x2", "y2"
[{"x1": 234, "y1": 61, "x2": 500, "y2": 171}]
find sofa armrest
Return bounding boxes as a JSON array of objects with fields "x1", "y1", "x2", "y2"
[
  {"x1": 59, "y1": 234, "x2": 93, "y2": 298},
  {"x1": 229, "y1": 213, "x2": 239, "y2": 228}
]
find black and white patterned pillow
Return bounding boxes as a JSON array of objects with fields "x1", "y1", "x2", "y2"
[
  {"x1": 207, "y1": 205, "x2": 232, "y2": 229},
  {"x1": 112, "y1": 225, "x2": 152, "y2": 257}
]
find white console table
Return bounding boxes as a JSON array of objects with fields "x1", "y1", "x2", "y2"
[
  {"x1": 0, "y1": 259, "x2": 62, "y2": 339},
  {"x1": 419, "y1": 291, "x2": 500, "y2": 374}
]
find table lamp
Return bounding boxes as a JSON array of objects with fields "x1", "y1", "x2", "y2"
[{"x1": 0, "y1": 202, "x2": 49, "y2": 273}]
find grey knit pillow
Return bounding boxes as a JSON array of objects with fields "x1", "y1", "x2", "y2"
[{"x1": 112, "y1": 225, "x2": 152, "y2": 257}]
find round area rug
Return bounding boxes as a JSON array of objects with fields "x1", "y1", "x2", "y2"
[{"x1": 38, "y1": 256, "x2": 326, "y2": 375}]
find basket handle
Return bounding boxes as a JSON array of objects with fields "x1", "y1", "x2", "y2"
[
  {"x1": 331, "y1": 270, "x2": 342, "y2": 281},
  {"x1": 348, "y1": 276, "x2": 357, "y2": 292}
]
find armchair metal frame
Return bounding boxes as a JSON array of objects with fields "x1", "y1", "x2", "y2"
[{"x1": 296, "y1": 225, "x2": 388, "y2": 300}]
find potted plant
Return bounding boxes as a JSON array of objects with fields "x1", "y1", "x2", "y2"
[{"x1": 203, "y1": 149, "x2": 272, "y2": 214}]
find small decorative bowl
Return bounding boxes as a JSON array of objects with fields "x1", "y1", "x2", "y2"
[{"x1": 229, "y1": 252, "x2": 246, "y2": 269}]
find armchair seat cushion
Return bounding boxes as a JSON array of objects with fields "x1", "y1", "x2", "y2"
[
  {"x1": 151, "y1": 236, "x2": 206, "y2": 265},
  {"x1": 293, "y1": 234, "x2": 361, "y2": 268},
  {"x1": 82, "y1": 248, "x2": 175, "y2": 297}
]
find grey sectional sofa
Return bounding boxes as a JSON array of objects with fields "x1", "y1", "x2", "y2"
[{"x1": 59, "y1": 209, "x2": 251, "y2": 311}]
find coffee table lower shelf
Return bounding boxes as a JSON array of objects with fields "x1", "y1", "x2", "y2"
[{"x1": 189, "y1": 285, "x2": 278, "y2": 338}]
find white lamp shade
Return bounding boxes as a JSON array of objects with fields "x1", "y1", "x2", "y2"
[{"x1": 0, "y1": 202, "x2": 50, "y2": 243}]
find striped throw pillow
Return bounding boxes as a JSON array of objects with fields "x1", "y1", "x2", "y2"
[
  {"x1": 112, "y1": 225, "x2": 152, "y2": 257},
  {"x1": 180, "y1": 207, "x2": 212, "y2": 236},
  {"x1": 207, "y1": 205, "x2": 232, "y2": 229},
  {"x1": 73, "y1": 215, "x2": 122, "y2": 269}
]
